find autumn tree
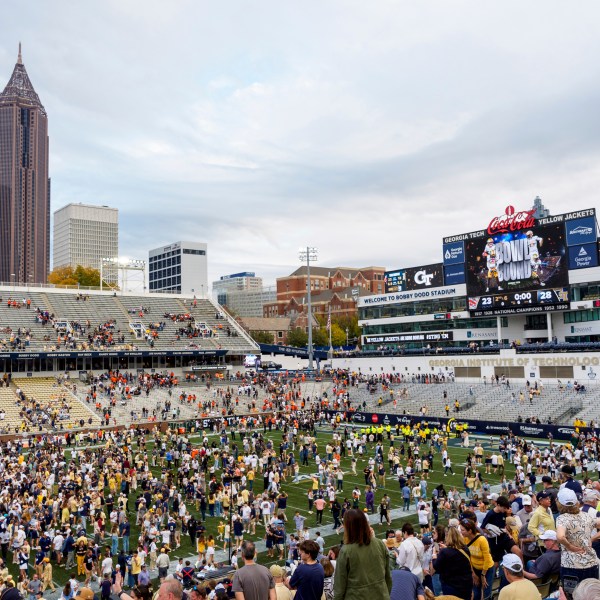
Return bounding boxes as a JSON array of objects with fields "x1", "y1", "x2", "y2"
[{"x1": 48, "y1": 265, "x2": 102, "y2": 287}]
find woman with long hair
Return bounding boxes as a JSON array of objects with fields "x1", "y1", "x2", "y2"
[
  {"x1": 60, "y1": 581, "x2": 73, "y2": 600},
  {"x1": 333, "y1": 509, "x2": 391, "y2": 600},
  {"x1": 460, "y1": 518, "x2": 494, "y2": 600},
  {"x1": 433, "y1": 525, "x2": 473, "y2": 600}
]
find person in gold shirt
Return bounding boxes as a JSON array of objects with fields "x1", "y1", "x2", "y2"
[
  {"x1": 527, "y1": 490, "x2": 556, "y2": 542},
  {"x1": 498, "y1": 554, "x2": 541, "y2": 600},
  {"x1": 270, "y1": 564, "x2": 292, "y2": 600},
  {"x1": 41, "y1": 558, "x2": 55, "y2": 592},
  {"x1": 460, "y1": 518, "x2": 494, "y2": 600}
]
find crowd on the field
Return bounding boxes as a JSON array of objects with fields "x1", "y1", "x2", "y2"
[{"x1": 0, "y1": 367, "x2": 598, "y2": 599}]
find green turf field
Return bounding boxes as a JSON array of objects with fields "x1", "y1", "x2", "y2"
[{"x1": 16, "y1": 428, "x2": 514, "y2": 588}]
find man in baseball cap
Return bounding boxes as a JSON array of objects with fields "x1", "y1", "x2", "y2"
[
  {"x1": 527, "y1": 490, "x2": 556, "y2": 542},
  {"x1": 523, "y1": 530, "x2": 561, "y2": 583},
  {"x1": 540, "y1": 476, "x2": 559, "y2": 517},
  {"x1": 560, "y1": 464, "x2": 583, "y2": 498},
  {"x1": 499, "y1": 553, "x2": 541, "y2": 599}
]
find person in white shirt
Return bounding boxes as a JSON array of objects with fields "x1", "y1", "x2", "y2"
[
  {"x1": 101, "y1": 551, "x2": 113, "y2": 577},
  {"x1": 395, "y1": 522, "x2": 425, "y2": 582},
  {"x1": 261, "y1": 498, "x2": 271, "y2": 527},
  {"x1": 417, "y1": 503, "x2": 431, "y2": 533}
]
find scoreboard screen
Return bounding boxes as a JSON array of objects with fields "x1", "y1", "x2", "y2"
[
  {"x1": 469, "y1": 287, "x2": 570, "y2": 316},
  {"x1": 464, "y1": 210, "x2": 570, "y2": 316}
]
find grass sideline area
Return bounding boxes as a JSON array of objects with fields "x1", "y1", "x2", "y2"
[{"x1": 15, "y1": 427, "x2": 521, "y2": 589}]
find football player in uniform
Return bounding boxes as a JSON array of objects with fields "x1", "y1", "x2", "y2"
[
  {"x1": 486, "y1": 250, "x2": 501, "y2": 292},
  {"x1": 525, "y1": 230, "x2": 543, "y2": 257},
  {"x1": 482, "y1": 237, "x2": 496, "y2": 259},
  {"x1": 530, "y1": 252, "x2": 545, "y2": 286}
]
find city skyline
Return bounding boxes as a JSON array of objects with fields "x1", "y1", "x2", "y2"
[{"x1": 1, "y1": 2, "x2": 600, "y2": 287}]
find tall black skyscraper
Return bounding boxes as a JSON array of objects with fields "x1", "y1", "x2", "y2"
[{"x1": 0, "y1": 44, "x2": 50, "y2": 284}]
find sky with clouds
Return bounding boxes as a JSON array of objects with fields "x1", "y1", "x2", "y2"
[{"x1": 1, "y1": 1, "x2": 600, "y2": 288}]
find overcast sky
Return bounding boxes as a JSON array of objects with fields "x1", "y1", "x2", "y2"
[{"x1": 1, "y1": 1, "x2": 600, "y2": 288}]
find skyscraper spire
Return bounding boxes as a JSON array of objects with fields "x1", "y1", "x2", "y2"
[{"x1": 0, "y1": 43, "x2": 46, "y2": 115}]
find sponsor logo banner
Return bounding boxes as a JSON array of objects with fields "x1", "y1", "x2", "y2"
[
  {"x1": 335, "y1": 411, "x2": 592, "y2": 440},
  {"x1": 487, "y1": 205, "x2": 536, "y2": 235},
  {"x1": 443, "y1": 241, "x2": 465, "y2": 266},
  {"x1": 566, "y1": 216, "x2": 597, "y2": 247},
  {"x1": 568, "y1": 242, "x2": 598, "y2": 270},
  {"x1": 444, "y1": 263, "x2": 466, "y2": 285}
]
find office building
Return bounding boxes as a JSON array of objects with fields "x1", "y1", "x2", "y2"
[
  {"x1": 213, "y1": 272, "x2": 263, "y2": 303},
  {"x1": 149, "y1": 241, "x2": 208, "y2": 295},
  {"x1": 212, "y1": 272, "x2": 275, "y2": 316},
  {"x1": 53, "y1": 203, "x2": 119, "y2": 282},
  {"x1": 0, "y1": 45, "x2": 50, "y2": 284}
]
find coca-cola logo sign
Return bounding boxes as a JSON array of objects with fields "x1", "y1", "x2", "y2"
[{"x1": 488, "y1": 205, "x2": 536, "y2": 235}]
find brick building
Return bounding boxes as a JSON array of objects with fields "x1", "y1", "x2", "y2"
[{"x1": 263, "y1": 266, "x2": 386, "y2": 320}]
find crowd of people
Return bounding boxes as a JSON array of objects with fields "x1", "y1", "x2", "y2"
[{"x1": 0, "y1": 365, "x2": 597, "y2": 600}]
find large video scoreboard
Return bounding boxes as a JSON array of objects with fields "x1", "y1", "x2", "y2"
[{"x1": 443, "y1": 206, "x2": 597, "y2": 316}]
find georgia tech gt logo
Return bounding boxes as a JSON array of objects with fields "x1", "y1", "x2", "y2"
[{"x1": 414, "y1": 270, "x2": 435, "y2": 286}]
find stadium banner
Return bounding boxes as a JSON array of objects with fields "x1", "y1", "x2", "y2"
[
  {"x1": 444, "y1": 263, "x2": 466, "y2": 285},
  {"x1": 385, "y1": 263, "x2": 444, "y2": 293},
  {"x1": 358, "y1": 284, "x2": 466, "y2": 307},
  {"x1": 258, "y1": 344, "x2": 329, "y2": 360},
  {"x1": 568, "y1": 242, "x2": 599, "y2": 270},
  {"x1": 340, "y1": 410, "x2": 589, "y2": 440},
  {"x1": 460, "y1": 205, "x2": 572, "y2": 316},
  {"x1": 442, "y1": 241, "x2": 466, "y2": 266},
  {"x1": 565, "y1": 215, "x2": 598, "y2": 247},
  {"x1": 364, "y1": 331, "x2": 454, "y2": 344},
  {"x1": 0, "y1": 349, "x2": 228, "y2": 359}
]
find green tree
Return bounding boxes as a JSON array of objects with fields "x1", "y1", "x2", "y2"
[
  {"x1": 74, "y1": 265, "x2": 101, "y2": 287},
  {"x1": 250, "y1": 330, "x2": 274, "y2": 344},
  {"x1": 287, "y1": 327, "x2": 308, "y2": 348},
  {"x1": 312, "y1": 327, "x2": 329, "y2": 347}
]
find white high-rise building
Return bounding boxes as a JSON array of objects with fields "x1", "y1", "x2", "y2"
[
  {"x1": 53, "y1": 203, "x2": 119, "y2": 282},
  {"x1": 148, "y1": 241, "x2": 208, "y2": 295},
  {"x1": 212, "y1": 272, "x2": 275, "y2": 316}
]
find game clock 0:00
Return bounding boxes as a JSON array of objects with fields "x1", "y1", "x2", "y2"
[{"x1": 470, "y1": 287, "x2": 568, "y2": 312}]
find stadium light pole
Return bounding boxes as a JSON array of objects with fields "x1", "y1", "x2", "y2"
[{"x1": 299, "y1": 247, "x2": 318, "y2": 370}]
